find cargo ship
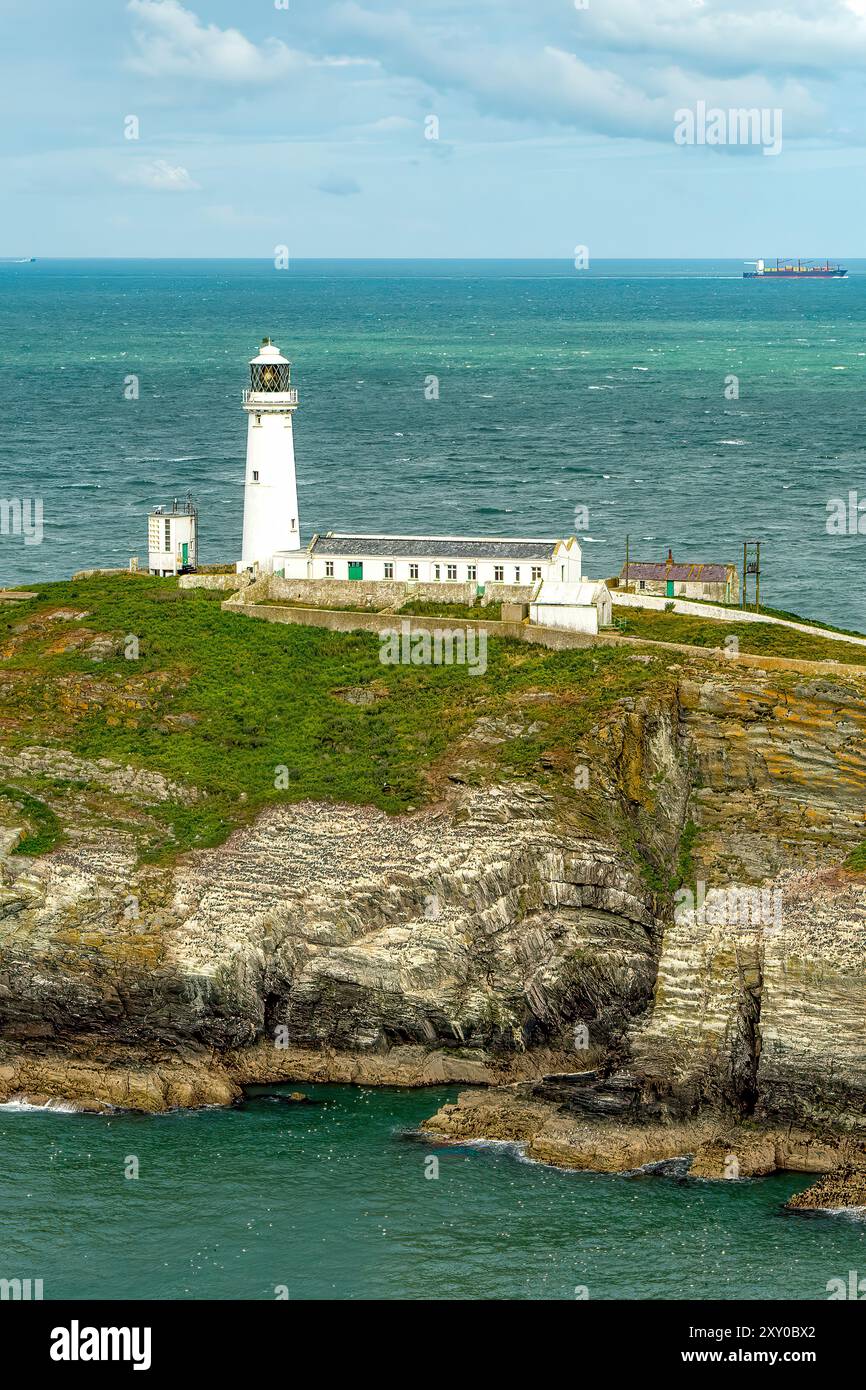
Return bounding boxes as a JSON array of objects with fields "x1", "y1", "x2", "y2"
[{"x1": 743, "y1": 258, "x2": 848, "y2": 279}]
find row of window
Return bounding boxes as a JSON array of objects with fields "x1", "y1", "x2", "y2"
[
  {"x1": 147, "y1": 520, "x2": 174, "y2": 550},
  {"x1": 637, "y1": 579, "x2": 723, "y2": 597},
  {"x1": 322, "y1": 560, "x2": 543, "y2": 582}
]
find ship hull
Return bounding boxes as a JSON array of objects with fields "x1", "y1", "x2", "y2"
[{"x1": 744, "y1": 270, "x2": 847, "y2": 279}]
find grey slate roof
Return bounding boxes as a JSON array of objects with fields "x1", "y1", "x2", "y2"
[
  {"x1": 310, "y1": 534, "x2": 561, "y2": 561},
  {"x1": 623, "y1": 561, "x2": 731, "y2": 583}
]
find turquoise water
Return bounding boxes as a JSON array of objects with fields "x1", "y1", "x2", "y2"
[
  {"x1": 1, "y1": 258, "x2": 865, "y2": 627},
  {"x1": 0, "y1": 1085, "x2": 863, "y2": 1301}
]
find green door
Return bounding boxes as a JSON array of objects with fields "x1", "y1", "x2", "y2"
[
  {"x1": 666, "y1": 579, "x2": 674, "y2": 597},
  {"x1": 181, "y1": 542, "x2": 188, "y2": 566},
  {"x1": 348, "y1": 562, "x2": 363, "y2": 581}
]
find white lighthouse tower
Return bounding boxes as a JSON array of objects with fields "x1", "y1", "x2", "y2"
[{"x1": 239, "y1": 337, "x2": 301, "y2": 572}]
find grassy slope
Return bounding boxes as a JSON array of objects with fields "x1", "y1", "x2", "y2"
[
  {"x1": 614, "y1": 607, "x2": 866, "y2": 665},
  {"x1": 620, "y1": 591, "x2": 866, "y2": 641},
  {"x1": 0, "y1": 575, "x2": 667, "y2": 860}
]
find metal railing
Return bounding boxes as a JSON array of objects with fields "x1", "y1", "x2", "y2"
[{"x1": 242, "y1": 388, "x2": 299, "y2": 405}]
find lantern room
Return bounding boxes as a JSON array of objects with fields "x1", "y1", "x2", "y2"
[{"x1": 247, "y1": 338, "x2": 294, "y2": 397}]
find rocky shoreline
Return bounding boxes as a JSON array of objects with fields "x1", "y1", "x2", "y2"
[
  {"x1": 1, "y1": 657, "x2": 865, "y2": 1207},
  {"x1": 784, "y1": 1164, "x2": 866, "y2": 1213},
  {"x1": 420, "y1": 1082, "x2": 866, "y2": 1182},
  {"x1": 0, "y1": 1041, "x2": 580, "y2": 1114}
]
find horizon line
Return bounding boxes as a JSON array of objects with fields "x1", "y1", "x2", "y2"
[{"x1": 1, "y1": 255, "x2": 860, "y2": 263}]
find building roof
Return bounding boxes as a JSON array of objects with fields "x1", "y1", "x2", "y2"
[
  {"x1": 531, "y1": 580, "x2": 607, "y2": 607},
  {"x1": 310, "y1": 533, "x2": 570, "y2": 561},
  {"x1": 622, "y1": 561, "x2": 731, "y2": 583}
]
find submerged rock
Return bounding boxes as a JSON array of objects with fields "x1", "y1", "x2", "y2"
[{"x1": 255, "y1": 1090, "x2": 318, "y2": 1105}]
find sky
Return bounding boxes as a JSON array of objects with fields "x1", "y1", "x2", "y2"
[{"x1": 2, "y1": 0, "x2": 866, "y2": 257}]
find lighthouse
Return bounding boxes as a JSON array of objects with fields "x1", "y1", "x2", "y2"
[{"x1": 239, "y1": 338, "x2": 301, "y2": 572}]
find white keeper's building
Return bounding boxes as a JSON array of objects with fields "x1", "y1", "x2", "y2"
[
  {"x1": 282, "y1": 532, "x2": 583, "y2": 586},
  {"x1": 235, "y1": 338, "x2": 585, "y2": 592}
]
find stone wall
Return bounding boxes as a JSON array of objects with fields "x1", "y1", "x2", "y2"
[
  {"x1": 224, "y1": 600, "x2": 866, "y2": 671},
  {"x1": 178, "y1": 573, "x2": 250, "y2": 593},
  {"x1": 226, "y1": 601, "x2": 600, "y2": 651},
  {"x1": 240, "y1": 575, "x2": 535, "y2": 610}
]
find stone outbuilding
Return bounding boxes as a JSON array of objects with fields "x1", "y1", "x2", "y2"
[{"x1": 620, "y1": 549, "x2": 738, "y2": 604}]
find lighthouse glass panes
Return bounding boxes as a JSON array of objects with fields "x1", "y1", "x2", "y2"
[{"x1": 250, "y1": 361, "x2": 292, "y2": 393}]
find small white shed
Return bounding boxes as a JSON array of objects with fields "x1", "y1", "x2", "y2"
[{"x1": 529, "y1": 580, "x2": 612, "y2": 635}]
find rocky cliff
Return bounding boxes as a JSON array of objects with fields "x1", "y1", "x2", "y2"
[{"x1": 0, "y1": 651, "x2": 864, "y2": 1178}]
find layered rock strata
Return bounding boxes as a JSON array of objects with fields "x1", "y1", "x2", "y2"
[{"x1": 0, "y1": 660, "x2": 863, "y2": 1177}]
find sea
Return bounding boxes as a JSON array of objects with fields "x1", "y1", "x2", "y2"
[
  {"x1": 1, "y1": 1085, "x2": 863, "y2": 1301},
  {"x1": 1, "y1": 258, "x2": 865, "y2": 626},
  {"x1": 0, "y1": 259, "x2": 864, "y2": 1301}
]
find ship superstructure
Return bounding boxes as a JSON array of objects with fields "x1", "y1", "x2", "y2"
[{"x1": 744, "y1": 258, "x2": 847, "y2": 279}]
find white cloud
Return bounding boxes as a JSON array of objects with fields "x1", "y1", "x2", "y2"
[
  {"x1": 126, "y1": 0, "x2": 372, "y2": 83},
  {"x1": 118, "y1": 0, "x2": 861, "y2": 149},
  {"x1": 572, "y1": 0, "x2": 866, "y2": 76},
  {"x1": 319, "y1": 6, "x2": 823, "y2": 144},
  {"x1": 118, "y1": 158, "x2": 200, "y2": 191}
]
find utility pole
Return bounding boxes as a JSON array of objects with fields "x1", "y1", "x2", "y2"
[
  {"x1": 743, "y1": 540, "x2": 761, "y2": 613},
  {"x1": 625, "y1": 534, "x2": 630, "y2": 591},
  {"x1": 742, "y1": 541, "x2": 747, "y2": 610}
]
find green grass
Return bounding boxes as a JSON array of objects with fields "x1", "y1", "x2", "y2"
[
  {"x1": 743, "y1": 603, "x2": 866, "y2": 640},
  {"x1": 398, "y1": 599, "x2": 503, "y2": 621},
  {"x1": 253, "y1": 598, "x2": 381, "y2": 612},
  {"x1": 0, "y1": 785, "x2": 63, "y2": 854},
  {"x1": 675, "y1": 819, "x2": 699, "y2": 890},
  {"x1": 845, "y1": 840, "x2": 866, "y2": 872},
  {"x1": 632, "y1": 592, "x2": 866, "y2": 641},
  {"x1": 5, "y1": 574, "x2": 860, "y2": 865},
  {"x1": 614, "y1": 608, "x2": 866, "y2": 666},
  {"x1": 0, "y1": 574, "x2": 669, "y2": 860}
]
